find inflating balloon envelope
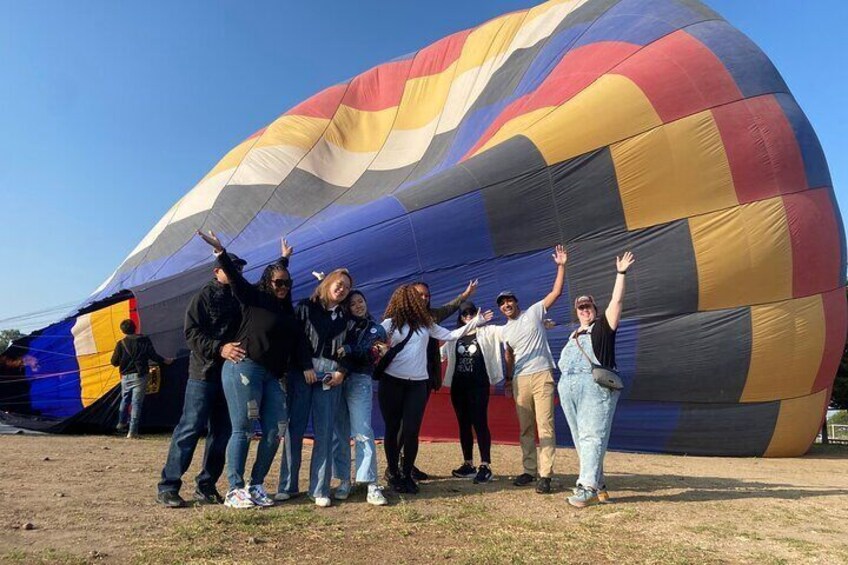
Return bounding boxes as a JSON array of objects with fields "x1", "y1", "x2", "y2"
[{"x1": 2, "y1": 0, "x2": 843, "y2": 456}]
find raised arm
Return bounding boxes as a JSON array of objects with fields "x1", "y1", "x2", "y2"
[
  {"x1": 196, "y1": 230, "x2": 256, "y2": 304},
  {"x1": 542, "y1": 245, "x2": 567, "y2": 310},
  {"x1": 604, "y1": 251, "x2": 634, "y2": 331},
  {"x1": 430, "y1": 279, "x2": 478, "y2": 323},
  {"x1": 428, "y1": 309, "x2": 494, "y2": 342}
]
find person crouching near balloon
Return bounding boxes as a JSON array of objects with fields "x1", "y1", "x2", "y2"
[
  {"x1": 197, "y1": 230, "x2": 305, "y2": 509},
  {"x1": 379, "y1": 285, "x2": 494, "y2": 494},
  {"x1": 441, "y1": 301, "x2": 504, "y2": 484},
  {"x1": 329, "y1": 289, "x2": 389, "y2": 506},
  {"x1": 277, "y1": 269, "x2": 355, "y2": 508},
  {"x1": 557, "y1": 251, "x2": 634, "y2": 508}
]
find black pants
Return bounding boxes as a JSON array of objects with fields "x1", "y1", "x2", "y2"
[
  {"x1": 450, "y1": 378, "x2": 491, "y2": 463},
  {"x1": 379, "y1": 375, "x2": 429, "y2": 477}
]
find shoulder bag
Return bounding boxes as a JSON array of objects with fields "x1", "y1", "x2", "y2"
[{"x1": 572, "y1": 333, "x2": 624, "y2": 391}]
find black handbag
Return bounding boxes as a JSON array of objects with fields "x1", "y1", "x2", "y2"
[
  {"x1": 372, "y1": 329, "x2": 414, "y2": 381},
  {"x1": 573, "y1": 333, "x2": 624, "y2": 391}
]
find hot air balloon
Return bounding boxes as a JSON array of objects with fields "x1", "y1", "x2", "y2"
[{"x1": 1, "y1": 0, "x2": 843, "y2": 456}]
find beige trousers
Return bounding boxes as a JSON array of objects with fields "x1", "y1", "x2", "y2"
[{"x1": 512, "y1": 369, "x2": 556, "y2": 478}]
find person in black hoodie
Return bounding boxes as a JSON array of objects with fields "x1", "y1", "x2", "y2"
[
  {"x1": 197, "y1": 230, "x2": 307, "y2": 510},
  {"x1": 157, "y1": 251, "x2": 246, "y2": 508},
  {"x1": 111, "y1": 319, "x2": 172, "y2": 439},
  {"x1": 277, "y1": 268, "x2": 354, "y2": 508}
]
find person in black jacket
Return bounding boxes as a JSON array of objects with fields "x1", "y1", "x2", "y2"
[
  {"x1": 197, "y1": 230, "x2": 307, "y2": 510},
  {"x1": 157, "y1": 252, "x2": 246, "y2": 508},
  {"x1": 330, "y1": 289, "x2": 388, "y2": 506},
  {"x1": 277, "y1": 268, "x2": 354, "y2": 508},
  {"x1": 110, "y1": 319, "x2": 171, "y2": 439}
]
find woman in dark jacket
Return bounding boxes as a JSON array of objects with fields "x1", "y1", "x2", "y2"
[
  {"x1": 277, "y1": 268, "x2": 354, "y2": 508},
  {"x1": 198, "y1": 230, "x2": 306, "y2": 509},
  {"x1": 331, "y1": 290, "x2": 388, "y2": 506}
]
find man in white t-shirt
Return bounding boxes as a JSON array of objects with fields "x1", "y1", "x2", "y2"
[{"x1": 498, "y1": 245, "x2": 567, "y2": 494}]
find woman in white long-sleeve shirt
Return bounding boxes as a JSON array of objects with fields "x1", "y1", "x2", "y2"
[{"x1": 379, "y1": 284, "x2": 493, "y2": 494}]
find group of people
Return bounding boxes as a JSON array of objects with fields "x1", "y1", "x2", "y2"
[{"x1": 113, "y1": 229, "x2": 633, "y2": 510}]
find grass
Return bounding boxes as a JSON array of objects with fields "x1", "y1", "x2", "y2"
[{"x1": 1, "y1": 549, "x2": 89, "y2": 565}]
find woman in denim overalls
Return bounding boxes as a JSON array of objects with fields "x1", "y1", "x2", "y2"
[{"x1": 557, "y1": 251, "x2": 634, "y2": 508}]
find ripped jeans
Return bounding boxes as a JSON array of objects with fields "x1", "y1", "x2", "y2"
[
  {"x1": 332, "y1": 373, "x2": 378, "y2": 484},
  {"x1": 222, "y1": 358, "x2": 287, "y2": 491}
]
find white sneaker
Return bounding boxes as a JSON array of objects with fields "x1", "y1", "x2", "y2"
[
  {"x1": 224, "y1": 488, "x2": 255, "y2": 509},
  {"x1": 273, "y1": 491, "x2": 291, "y2": 502},
  {"x1": 248, "y1": 484, "x2": 274, "y2": 507},
  {"x1": 313, "y1": 496, "x2": 332, "y2": 508},
  {"x1": 366, "y1": 484, "x2": 388, "y2": 506},
  {"x1": 334, "y1": 480, "x2": 351, "y2": 500}
]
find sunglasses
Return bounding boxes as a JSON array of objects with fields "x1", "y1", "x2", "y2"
[
  {"x1": 271, "y1": 279, "x2": 292, "y2": 289},
  {"x1": 577, "y1": 304, "x2": 594, "y2": 311},
  {"x1": 460, "y1": 310, "x2": 476, "y2": 317}
]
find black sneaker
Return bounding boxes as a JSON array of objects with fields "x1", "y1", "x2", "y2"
[
  {"x1": 410, "y1": 465, "x2": 429, "y2": 481},
  {"x1": 402, "y1": 475, "x2": 420, "y2": 494},
  {"x1": 535, "y1": 477, "x2": 552, "y2": 494},
  {"x1": 389, "y1": 474, "x2": 407, "y2": 493},
  {"x1": 473, "y1": 465, "x2": 493, "y2": 484},
  {"x1": 156, "y1": 491, "x2": 185, "y2": 508},
  {"x1": 451, "y1": 463, "x2": 477, "y2": 479},
  {"x1": 194, "y1": 488, "x2": 224, "y2": 505},
  {"x1": 513, "y1": 473, "x2": 537, "y2": 487}
]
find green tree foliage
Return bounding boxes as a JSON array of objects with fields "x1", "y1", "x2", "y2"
[
  {"x1": 828, "y1": 411, "x2": 848, "y2": 425},
  {"x1": 0, "y1": 329, "x2": 24, "y2": 354}
]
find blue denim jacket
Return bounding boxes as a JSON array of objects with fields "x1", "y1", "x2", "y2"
[{"x1": 342, "y1": 316, "x2": 388, "y2": 376}]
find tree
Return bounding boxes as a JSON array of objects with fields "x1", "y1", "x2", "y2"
[
  {"x1": 831, "y1": 284, "x2": 848, "y2": 410},
  {"x1": 0, "y1": 329, "x2": 24, "y2": 354}
]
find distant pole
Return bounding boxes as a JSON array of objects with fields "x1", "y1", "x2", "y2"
[{"x1": 821, "y1": 421, "x2": 829, "y2": 445}]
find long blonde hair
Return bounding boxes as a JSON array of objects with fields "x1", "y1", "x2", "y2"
[{"x1": 310, "y1": 268, "x2": 353, "y2": 308}]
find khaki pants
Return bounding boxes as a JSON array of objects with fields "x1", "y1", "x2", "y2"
[{"x1": 512, "y1": 370, "x2": 556, "y2": 478}]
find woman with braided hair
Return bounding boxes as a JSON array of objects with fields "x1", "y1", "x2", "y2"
[{"x1": 378, "y1": 284, "x2": 493, "y2": 494}]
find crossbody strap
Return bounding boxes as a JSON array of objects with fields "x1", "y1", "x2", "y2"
[
  {"x1": 571, "y1": 330, "x2": 597, "y2": 367},
  {"x1": 390, "y1": 327, "x2": 415, "y2": 354}
]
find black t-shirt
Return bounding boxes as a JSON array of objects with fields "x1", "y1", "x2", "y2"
[
  {"x1": 588, "y1": 314, "x2": 616, "y2": 369},
  {"x1": 453, "y1": 334, "x2": 487, "y2": 386}
]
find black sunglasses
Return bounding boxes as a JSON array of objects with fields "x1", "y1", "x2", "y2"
[
  {"x1": 271, "y1": 279, "x2": 292, "y2": 288},
  {"x1": 577, "y1": 304, "x2": 594, "y2": 311}
]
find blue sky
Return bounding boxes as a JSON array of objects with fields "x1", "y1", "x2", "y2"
[{"x1": 0, "y1": 0, "x2": 845, "y2": 331}]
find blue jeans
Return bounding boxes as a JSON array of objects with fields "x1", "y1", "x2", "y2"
[
  {"x1": 222, "y1": 359, "x2": 287, "y2": 490},
  {"x1": 158, "y1": 377, "x2": 231, "y2": 495},
  {"x1": 118, "y1": 373, "x2": 148, "y2": 435},
  {"x1": 557, "y1": 371, "x2": 620, "y2": 490},
  {"x1": 279, "y1": 359, "x2": 342, "y2": 498},
  {"x1": 332, "y1": 373, "x2": 378, "y2": 484}
]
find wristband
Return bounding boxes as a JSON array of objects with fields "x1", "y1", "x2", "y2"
[{"x1": 617, "y1": 271, "x2": 627, "y2": 275}]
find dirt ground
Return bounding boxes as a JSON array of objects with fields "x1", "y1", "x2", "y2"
[{"x1": 1, "y1": 434, "x2": 846, "y2": 565}]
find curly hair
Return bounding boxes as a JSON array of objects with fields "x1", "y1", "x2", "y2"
[
  {"x1": 256, "y1": 261, "x2": 293, "y2": 311},
  {"x1": 384, "y1": 284, "x2": 433, "y2": 334},
  {"x1": 310, "y1": 268, "x2": 353, "y2": 308}
]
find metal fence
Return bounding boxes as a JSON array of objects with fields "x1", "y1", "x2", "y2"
[{"x1": 816, "y1": 423, "x2": 848, "y2": 446}]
